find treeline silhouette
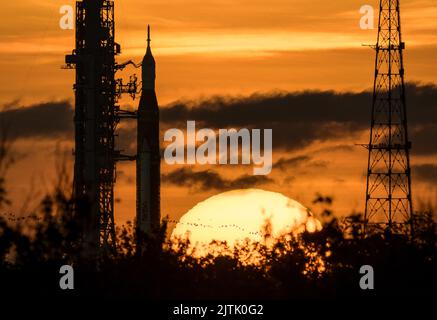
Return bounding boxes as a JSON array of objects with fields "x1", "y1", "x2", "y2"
[
  {"x1": 0, "y1": 141, "x2": 435, "y2": 300},
  {"x1": 0, "y1": 182, "x2": 435, "y2": 300}
]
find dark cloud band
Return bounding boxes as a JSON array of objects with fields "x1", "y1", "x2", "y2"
[
  {"x1": 0, "y1": 101, "x2": 73, "y2": 140},
  {"x1": 162, "y1": 167, "x2": 273, "y2": 191},
  {"x1": 2, "y1": 83, "x2": 437, "y2": 155}
]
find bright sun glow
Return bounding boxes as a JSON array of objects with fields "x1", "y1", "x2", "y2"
[{"x1": 171, "y1": 189, "x2": 322, "y2": 252}]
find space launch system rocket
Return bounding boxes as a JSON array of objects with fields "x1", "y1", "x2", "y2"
[{"x1": 136, "y1": 25, "x2": 160, "y2": 241}]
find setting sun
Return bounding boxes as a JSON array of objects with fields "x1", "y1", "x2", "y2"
[{"x1": 171, "y1": 188, "x2": 322, "y2": 252}]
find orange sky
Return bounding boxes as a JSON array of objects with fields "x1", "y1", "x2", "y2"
[{"x1": 1, "y1": 0, "x2": 437, "y2": 228}]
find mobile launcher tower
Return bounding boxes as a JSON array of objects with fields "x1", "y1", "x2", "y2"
[{"x1": 65, "y1": 0, "x2": 160, "y2": 259}]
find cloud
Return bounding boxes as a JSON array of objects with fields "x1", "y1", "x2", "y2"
[
  {"x1": 312, "y1": 144, "x2": 355, "y2": 154},
  {"x1": 3, "y1": 83, "x2": 437, "y2": 157},
  {"x1": 160, "y1": 91, "x2": 368, "y2": 151},
  {"x1": 413, "y1": 164, "x2": 437, "y2": 184},
  {"x1": 274, "y1": 155, "x2": 311, "y2": 171},
  {"x1": 0, "y1": 101, "x2": 73, "y2": 140},
  {"x1": 274, "y1": 155, "x2": 328, "y2": 171},
  {"x1": 410, "y1": 124, "x2": 437, "y2": 155},
  {"x1": 162, "y1": 167, "x2": 273, "y2": 191},
  {"x1": 161, "y1": 83, "x2": 437, "y2": 154},
  {"x1": 162, "y1": 91, "x2": 368, "y2": 126}
]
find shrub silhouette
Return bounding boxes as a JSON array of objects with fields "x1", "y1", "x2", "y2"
[
  {"x1": 0, "y1": 143, "x2": 435, "y2": 299},
  {"x1": 1, "y1": 183, "x2": 435, "y2": 299}
]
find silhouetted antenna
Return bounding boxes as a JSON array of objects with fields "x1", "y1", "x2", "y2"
[{"x1": 362, "y1": 0, "x2": 414, "y2": 236}]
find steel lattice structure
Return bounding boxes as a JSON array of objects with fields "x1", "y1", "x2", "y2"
[
  {"x1": 66, "y1": 0, "x2": 138, "y2": 258},
  {"x1": 364, "y1": 0, "x2": 413, "y2": 235}
]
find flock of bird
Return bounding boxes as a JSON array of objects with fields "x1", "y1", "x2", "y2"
[
  {"x1": 2, "y1": 213, "x2": 41, "y2": 222},
  {"x1": 2, "y1": 215, "x2": 303, "y2": 239},
  {"x1": 166, "y1": 219, "x2": 265, "y2": 237},
  {"x1": 1, "y1": 213, "x2": 263, "y2": 236}
]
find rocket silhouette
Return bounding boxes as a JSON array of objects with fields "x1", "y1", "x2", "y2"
[{"x1": 136, "y1": 25, "x2": 161, "y2": 241}]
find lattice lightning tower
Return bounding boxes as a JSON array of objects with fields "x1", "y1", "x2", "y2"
[{"x1": 363, "y1": 0, "x2": 414, "y2": 235}]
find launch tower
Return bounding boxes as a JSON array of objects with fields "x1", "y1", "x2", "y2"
[{"x1": 65, "y1": 0, "x2": 138, "y2": 258}]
